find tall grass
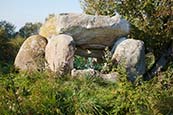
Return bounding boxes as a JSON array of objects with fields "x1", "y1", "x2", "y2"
[{"x1": 0, "y1": 68, "x2": 172, "y2": 115}]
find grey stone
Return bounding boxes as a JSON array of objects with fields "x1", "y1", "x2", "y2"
[
  {"x1": 71, "y1": 68, "x2": 118, "y2": 82},
  {"x1": 112, "y1": 38, "x2": 145, "y2": 81},
  {"x1": 71, "y1": 68, "x2": 98, "y2": 77},
  {"x1": 40, "y1": 13, "x2": 130, "y2": 50},
  {"x1": 14, "y1": 35, "x2": 47, "y2": 72},
  {"x1": 45, "y1": 34, "x2": 75, "y2": 75},
  {"x1": 100, "y1": 72, "x2": 118, "y2": 82}
]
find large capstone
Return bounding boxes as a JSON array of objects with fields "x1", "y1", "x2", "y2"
[{"x1": 40, "y1": 13, "x2": 129, "y2": 50}]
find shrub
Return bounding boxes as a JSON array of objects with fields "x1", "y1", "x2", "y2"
[
  {"x1": 80, "y1": 0, "x2": 172, "y2": 57},
  {"x1": 0, "y1": 69, "x2": 172, "y2": 114}
]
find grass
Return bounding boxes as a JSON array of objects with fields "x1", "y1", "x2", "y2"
[{"x1": 0, "y1": 69, "x2": 172, "y2": 115}]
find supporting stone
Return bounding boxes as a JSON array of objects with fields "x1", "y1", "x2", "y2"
[
  {"x1": 112, "y1": 38, "x2": 145, "y2": 81},
  {"x1": 14, "y1": 35, "x2": 47, "y2": 72},
  {"x1": 45, "y1": 34, "x2": 75, "y2": 75}
]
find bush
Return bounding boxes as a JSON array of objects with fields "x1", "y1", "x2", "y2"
[
  {"x1": 0, "y1": 69, "x2": 172, "y2": 114},
  {"x1": 80, "y1": 0, "x2": 172, "y2": 57}
]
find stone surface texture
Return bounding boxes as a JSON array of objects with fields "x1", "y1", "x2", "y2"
[
  {"x1": 14, "y1": 35, "x2": 47, "y2": 72},
  {"x1": 40, "y1": 13, "x2": 130, "y2": 50},
  {"x1": 45, "y1": 34, "x2": 75, "y2": 75},
  {"x1": 112, "y1": 38, "x2": 145, "y2": 81},
  {"x1": 15, "y1": 13, "x2": 146, "y2": 81}
]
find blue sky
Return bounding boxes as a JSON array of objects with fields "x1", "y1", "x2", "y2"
[{"x1": 0, "y1": 0, "x2": 82, "y2": 30}]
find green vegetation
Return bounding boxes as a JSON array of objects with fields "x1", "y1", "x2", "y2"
[
  {"x1": 0, "y1": 0, "x2": 172, "y2": 114},
  {"x1": 80, "y1": 0, "x2": 172, "y2": 56},
  {"x1": 18, "y1": 22, "x2": 42, "y2": 38},
  {"x1": 0, "y1": 68, "x2": 172, "y2": 114},
  {"x1": 80, "y1": 0, "x2": 173, "y2": 78},
  {"x1": 0, "y1": 20, "x2": 41, "y2": 65},
  {"x1": 0, "y1": 21, "x2": 17, "y2": 64}
]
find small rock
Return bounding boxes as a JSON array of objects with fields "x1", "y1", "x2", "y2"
[
  {"x1": 100, "y1": 72, "x2": 118, "y2": 82},
  {"x1": 71, "y1": 68, "x2": 118, "y2": 82},
  {"x1": 71, "y1": 68, "x2": 98, "y2": 77}
]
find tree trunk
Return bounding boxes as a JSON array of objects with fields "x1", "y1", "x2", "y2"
[{"x1": 144, "y1": 41, "x2": 173, "y2": 80}]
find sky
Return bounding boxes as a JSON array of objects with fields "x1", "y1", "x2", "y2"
[{"x1": 0, "y1": 0, "x2": 83, "y2": 30}]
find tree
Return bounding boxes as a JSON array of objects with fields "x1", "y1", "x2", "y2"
[
  {"x1": 80, "y1": 0, "x2": 173, "y2": 79},
  {"x1": 18, "y1": 22, "x2": 42, "y2": 38},
  {"x1": 8, "y1": 35, "x2": 25, "y2": 57},
  {"x1": 45, "y1": 14, "x2": 55, "y2": 21},
  {"x1": 80, "y1": 0, "x2": 172, "y2": 54},
  {"x1": 0, "y1": 21, "x2": 16, "y2": 63},
  {"x1": 0, "y1": 20, "x2": 15, "y2": 39},
  {"x1": 80, "y1": 0, "x2": 116, "y2": 16}
]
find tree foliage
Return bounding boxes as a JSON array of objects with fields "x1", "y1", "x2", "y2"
[
  {"x1": 80, "y1": 0, "x2": 116, "y2": 16},
  {"x1": 80, "y1": 0, "x2": 173, "y2": 57},
  {"x1": 0, "y1": 21, "x2": 16, "y2": 63},
  {"x1": 18, "y1": 22, "x2": 42, "y2": 38},
  {"x1": 0, "y1": 71, "x2": 172, "y2": 114},
  {"x1": 0, "y1": 20, "x2": 16, "y2": 39},
  {"x1": 0, "y1": 20, "x2": 43, "y2": 65}
]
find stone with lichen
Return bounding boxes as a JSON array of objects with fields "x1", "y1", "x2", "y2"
[{"x1": 14, "y1": 35, "x2": 47, "y2": 72}]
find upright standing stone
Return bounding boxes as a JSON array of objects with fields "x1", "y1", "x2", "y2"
[
  {"x1": 112, "y1": 38, "x2": 145, "y2": 81},
  {"x1": 14, "y1": 35, "x2": 47, "y2": 72},
  {"x1": 45, "y1": 34, "x2": 75, "y2": 75}
]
